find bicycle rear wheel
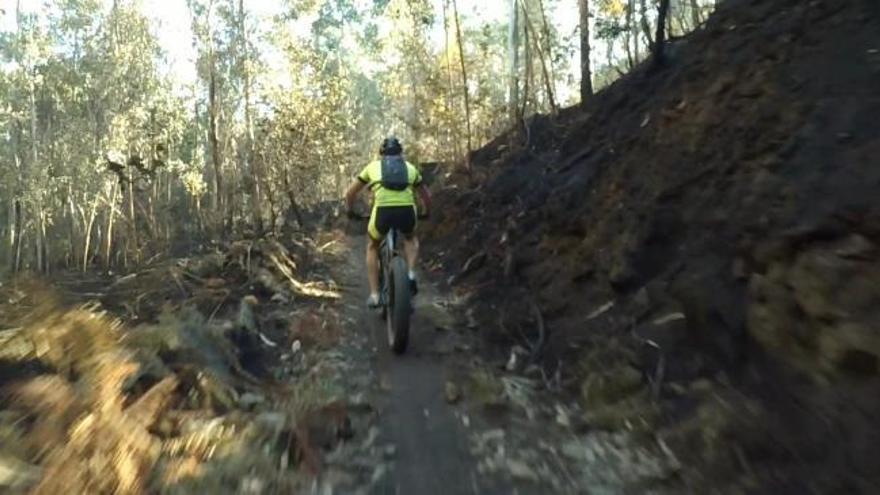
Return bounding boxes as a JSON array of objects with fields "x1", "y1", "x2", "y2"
[{"x1": 386, "y1": 255, "x2": 411, "y2": 354}]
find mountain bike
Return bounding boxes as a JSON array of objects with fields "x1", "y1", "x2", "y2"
[
  {"x1": 350, "y1": 211, "x2": 423, "y2": 354},
  {"x1": 378, "y1": 226, "x2": 412, "y2": 354}
]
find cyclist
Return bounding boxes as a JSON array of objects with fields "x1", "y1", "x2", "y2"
[{"x1": 345, "y1": 137, "x2": 431, "y2": 308}]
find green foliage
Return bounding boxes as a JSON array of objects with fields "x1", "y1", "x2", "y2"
[{"x1": 0, "y1": 0, "x2": 712, "y2": 272}]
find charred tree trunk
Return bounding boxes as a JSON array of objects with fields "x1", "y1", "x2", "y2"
[
  {"x1": 521, "y1": 2, "x2": 557, "y2": 113},
  {"x1": 578, "y1": 0, "x2": 593, "y2": 101},
  {"x1": 508, "y1": 0, "x2": 520, "y2": 123},
  {"x1": 690, "y1": 0, "x2": 702, "y2": 27},
  {"x1": 442, "y1": 0, "x2": 461, "y2": 160},
  {"x1": 238, "y1": 0, "x2": 262, "y2": 236},
  {"x1": 451, "y1": 0, "x2": 473, "y2": 165},
  {"x1": 639, "y1": 0, "x2": 653, "y2": 49},
  {"x1": 208, "y1": 69, "x2": 222, "y2": 221},
  {"x1": 282, "y1": 173, "x2": 304, "y2": 229},
  {"x1": 631, "y1": 0, "x2": 641, "y2": 62},
  {"x1": 521, "y1": 4, "x2": 532, "y2": 118},
  {"x1": 625, "y1": 0, "x2": 635, "y2": 69},
  {"x1": 653, "y1": 0, "x2": 671, "y2": 67}
]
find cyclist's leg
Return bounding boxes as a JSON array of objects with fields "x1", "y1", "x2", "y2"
[
  {"x1": 401, "y1": 205, "x2": 419, "y2": 293},
  {"x1": 402, "y1": 235, "x2": 419, "y2": 275},
  {"x1": 366, "y1": 207, "x2": 383, "y2": 306}
]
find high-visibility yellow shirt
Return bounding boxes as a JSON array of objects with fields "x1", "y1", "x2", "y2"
[{"x1": 357, "y1": 158, "x2": 422, "y2": 208}]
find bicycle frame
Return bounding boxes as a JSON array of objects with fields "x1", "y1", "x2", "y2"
[{"x1": 379, "y1": 228, "x2": 399, "y2": 303}]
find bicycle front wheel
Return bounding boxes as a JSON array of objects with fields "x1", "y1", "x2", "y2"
[{"x1": 387, "y1": 256, "x2": 411, "y2": 354}]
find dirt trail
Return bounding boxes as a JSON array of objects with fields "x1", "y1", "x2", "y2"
[
  {"x1": 337, "y1": 233, "x2": 490, "y2": 494},
  {"x1": 331, "y1": 232, "x2": 683, "y2": 494}
]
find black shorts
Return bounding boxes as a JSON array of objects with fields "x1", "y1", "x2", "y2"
[{"x1": 369, "y1": 205, "x2": 416, "y2": 241}]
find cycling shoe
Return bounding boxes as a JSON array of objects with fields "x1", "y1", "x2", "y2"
[{"x1": 366, "y1": 294, "x2": 381, "y2": 309}]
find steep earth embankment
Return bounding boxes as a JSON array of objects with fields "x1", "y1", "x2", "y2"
[{"x1": 428, "y1": 0, "x2": 880, "y2": 492}]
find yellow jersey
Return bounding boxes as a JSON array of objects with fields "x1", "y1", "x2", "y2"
[{"x1": 357, "y1": 158, "x2": 422, "y2": 208}]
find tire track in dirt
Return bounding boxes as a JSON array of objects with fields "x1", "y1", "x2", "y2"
[{"x1": 339, "y1": 234, "x2": 488, "y2": 494}]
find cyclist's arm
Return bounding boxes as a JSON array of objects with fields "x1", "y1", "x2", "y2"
[
  {"x1": 345, "y1": 180, "x2": 366, "y2": 211},
  {"x1": 344, "y1": 179, "x2": 366, "y2": 213},
  {"x1": 346, "y1": 165, "x2": 372, "y2": 212}
]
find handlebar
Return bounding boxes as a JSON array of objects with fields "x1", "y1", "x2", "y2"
[
  {"x1": 347, "y1": 210, "x2": 430, "y2": 221},
  {"x1": 347, "y1": 211, "x2": 370, "y2": 221}
]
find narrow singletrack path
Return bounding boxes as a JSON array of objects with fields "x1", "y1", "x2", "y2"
[{"x1": 338, "y1": 233, "x2": 493, "y2": 495}]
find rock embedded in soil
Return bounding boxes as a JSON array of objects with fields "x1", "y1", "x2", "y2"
[
  {"x1": 238, "y1": 391, "x2": 266, "y2": 409},
  {"x1": 580, "y1": 365, "x2": 643, "y2": 408},
  {"x1": 445, "y1": 381, "x2": 462, "y2": 404},
  {"x1": 506, "y1": 458, "x2": 539, "y2": 481}
]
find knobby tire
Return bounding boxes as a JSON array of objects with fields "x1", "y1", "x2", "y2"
[{"x1": 387, "y1": 255, "x2": 411, "y2": 354}]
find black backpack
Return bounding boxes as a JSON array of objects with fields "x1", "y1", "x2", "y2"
[{"x1": 380, "y1": 156, "x2": 409, "y2": 191}]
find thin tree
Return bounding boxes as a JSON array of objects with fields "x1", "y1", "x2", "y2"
[
  {"x1": 624, "y1": 0, "x2": 635, "y2": 69},
  {"x1": 537, "y1": 0, "x2": 559, "y2": 91},
  {"x1": 451, "y1": 0, "x2": 472, "y2": 164},
  {"x1": 578, "y1": 0, "x2": 593, "y2": 101},
  {"x1": 508, "y1": 0, "x2": 520, "y2": 122},
  {"x1": 520, "y1": 1, "x2": 532, "y2": 118},
  {"x1": 690, "y1": 0, "x2": 702, "y2": 27},
  {"x1": 631, "y1": 0, "x2": 640, "y2": 62},
  {"x1": 442, "y1": 0, "x2": 460, "y2": 160},
  {"x1": 520, "y1": 1, "x2": 557, "y2": 113},
  {"x1": 652, "y1": 0, "x2": 671, "y2": 67},
  {"x1": 639, "y1": 0, "x2": 653, "y2": 48},
  {"x1": 238, "y1": 0, "x2": 262, "y2": 234}
]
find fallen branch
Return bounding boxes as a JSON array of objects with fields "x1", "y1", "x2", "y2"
[
  {"x1": 526, "y1": 296, "x2": 547, "y2": 364},
  {"x1": 109, "y1": 273, "x2": 138, "y2": 288},
  {"x1": 641, "y1": 338, "x2": 666, "y2": 400},
  {"x1": 452, "y1": 251, "x2": 487, "y2": 284},
  {"x1": 317, "y1": 239, "x2": 339, "y2": 252},
  {"x1": 267, "y1": 252, "x2": 341, "y2": 299},
  {"x1": 206, "y1": 294, "x2": 229, "y2": 325}
]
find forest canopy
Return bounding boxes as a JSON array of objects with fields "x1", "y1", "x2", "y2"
[{"x1": 0, "y1": 0, "x2": 713, "y2": 273}]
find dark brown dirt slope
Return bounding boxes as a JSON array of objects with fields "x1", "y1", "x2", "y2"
[{"x1": 428, "y1": 0, "x2": 880, "y2": 492}]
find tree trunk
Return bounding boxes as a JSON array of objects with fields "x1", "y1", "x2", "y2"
[
  {"x1": 521, "y1": 4, "x2": 532, "y2": 118},
  {"x1": 11, "y1": 199, "x2": 21, "y2": 273},
  {"x1": 690, "y1": 0, "x2": 702, "y2": 28},
  {"x1": 35, "y1": 206, "x2": 44, "y2": 273},
  {"x1": 443, "y1": 0, "x2": 464, "y2": 160},
  {"x1": 81, "y1": 196, "x2": 99, "y2": 271},
  {"x1": 625, "y1": 0, "x2": 635, "y2": 69},
  {"x1": 441, "y1": 0, "x2": 460, "y2": 160},
  {"x1": 6, "y1": 199, "x2": 14, "y2": 270},
  {"x1": 263, "y1": 157, "x2": 278, "y2": 233},
  {"x1": 507, "y1": 0, "x2": 520, "y2": 123},
  {"x1": 578, "y1": 0, "x2": 593, "y2": 101},
  {"x1": 653, "y1": 0, "x2": 671, "y2": 67},
  {"x1": 208, "y1": 66, "x2": 223, "y2": 225},
  {"x1": 9, "y1": 143, "x2": 22, "y2": 272},
  {"x1": 239, "y1": 0, "x2": 262, "y2": 235},
  {"x1": 282, "y1": 173, "x2": 304, "y2": 229},
  {"x1": 29, "y1": 66, "x2": 42, "y2": 272},
  {"x1": 537, "y1": 0, "x2": 561, "y2": 106},
  {"x1": 451, "y1": 0, "x2": 473, "y2": 165},
  {"x1": 104, "y1": 181, "x2": 118, "y2": 268},
  {"x1": 606, "y1": 34, "x2": 615, "y2": 71},
  {"x1": 631, "y1": 0, "x2": 640, "y2": 62},
  {"x1": 128, "y1": 159, "x2": 139, "y2": 266},
  {"x1": 639, "y1": 0, "x2": 653, "y2": 48},
  {"x1": 521, "y1": 2, "x2": 557, "y2": 113}
]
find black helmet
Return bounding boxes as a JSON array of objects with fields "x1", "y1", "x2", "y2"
[{"x1": 380, "y1": 136, "x2": 403, "y2": 156}]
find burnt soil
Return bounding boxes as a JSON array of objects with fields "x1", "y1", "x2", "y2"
[{"x1": 426, "y1": 0, "x2": 880, "y2": 493}]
